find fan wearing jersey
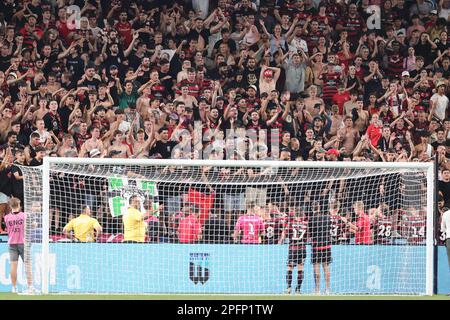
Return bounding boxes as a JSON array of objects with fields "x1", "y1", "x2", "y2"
[
  {"x1": 263, "y1": 203, "x2": 286, "y2": 245},
  {"x1": 308, "y1": 201, "x2": 332, "y2": 295},
  {"x1": 233, "y1": 202, "x2": 265, "y2": 244},
  {"x1": 279, "y1": 207, "x2": 308, "y2": 294},
  {"x1": 371, "y1": 206, "x2": 393, "y2": 245},
  {"x1": 401, "y1": 206, "x2": 426, "y2": 244},
  {"x1": 329, "y1": 200, "x2": 356, "y2": 244}
]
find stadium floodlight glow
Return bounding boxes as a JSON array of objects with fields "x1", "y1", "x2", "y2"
[{"x1": 21, "y1": 157, "x2": 434, "y2": 295}]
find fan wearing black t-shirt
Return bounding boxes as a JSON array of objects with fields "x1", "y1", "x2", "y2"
[{"x1": 149, "y1": 127, "x2": 179, "y2": 159}]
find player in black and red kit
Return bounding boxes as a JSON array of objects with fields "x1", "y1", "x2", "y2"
[
  {"x1": 329, "y1": 200, "x2": 356, "y2": 244},
  {"x1": 263, "y1": 203, "x2": 286, "y2": 245},
  {"x1": 372, "y1": 206, "x2": 394, "y2": 245},
  {"x1": 400, "y1": 207, "x2": 427, "y2": 244},
  {"x1": 308, "y1": 201, "x2": 332, "y2": 295},
  {"x1": 279, "y1": 206, "x2": 308, "y2": 294}
]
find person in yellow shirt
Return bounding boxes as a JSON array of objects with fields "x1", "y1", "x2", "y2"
[
  {"x1": 123, "y1": 195, "x2": 152, "y2": 243},
  {"x1": 63, "y1": 205, "x2": 102, "y2": 242}
]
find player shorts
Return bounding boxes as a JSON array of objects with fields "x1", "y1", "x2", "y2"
[
  {"x1": 9, "y1": 244, "x2": 24, "y2": 262},
  {"x1": 311, "y1": 248, "x2": 332, "y2": 264},
  {"x1": 288, "y1": 247, "x2": 306, "y2": 265}
]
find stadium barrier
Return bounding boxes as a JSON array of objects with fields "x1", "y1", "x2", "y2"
[{"x1": 0, "y1": 243, "x2": 448, "y2": 294}]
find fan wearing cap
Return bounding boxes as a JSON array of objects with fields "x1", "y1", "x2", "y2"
[
  {"x1": 246, "y1": 85, "x2": 259, "y2": 107},
  {"x1": 259, "y1": 65, "x2": 280, "y2": 95},
  {"x1": 425, "y1": 9, "x2": 439, "y2": 29}
]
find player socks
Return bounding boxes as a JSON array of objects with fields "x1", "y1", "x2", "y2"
[
  {"x1": 286, "y1": 270, "x2": 292, "y2": 289},
  {"x1": 296, "y1": 271, "x2": 304, "y2": 292}
]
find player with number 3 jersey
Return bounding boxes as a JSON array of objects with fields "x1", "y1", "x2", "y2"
[{"x1": 329, "y1": 200, "x2": 356, "y2": 244}]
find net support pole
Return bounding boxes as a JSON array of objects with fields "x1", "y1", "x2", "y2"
[
  {"x1": 41, "y1": 157, "x2": 50, "y2": 294},
  {"x1": 426, "y1": 161, "x2": 435, "y2": 296},
  {"x1": 433, "y1": 156, "x2": 439, "y2": 295}
]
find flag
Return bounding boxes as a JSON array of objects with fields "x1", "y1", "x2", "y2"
[
  {"x1": 107, "y1": 177, "x2": 159, "y2": 217},
  {"x1": 186, "y1": 188, "x2": 215, "y2": 225}
]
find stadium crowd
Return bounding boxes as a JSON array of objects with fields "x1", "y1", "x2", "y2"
[{"x1": 0, "y1": 0, "x2": 448, "y2": 244}]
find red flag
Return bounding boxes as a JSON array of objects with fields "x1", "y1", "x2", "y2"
[{"x1": 187, "y1": 188, "x2": 215, "y2": 225}]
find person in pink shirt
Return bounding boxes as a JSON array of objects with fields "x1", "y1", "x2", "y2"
[
  {"x1": 4, "y1": 197, "x2": 34, "y2": 293},
  {"x1": 178, "y1": 204, "x2": 203, "y2": 244},
  {"x1": 233, "y1": 202, "x2": 265, "y2": 244}
]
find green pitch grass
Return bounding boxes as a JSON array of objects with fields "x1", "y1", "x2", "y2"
[{"x1": 0, "y1": 293, "x2": 449, "y2": 300}]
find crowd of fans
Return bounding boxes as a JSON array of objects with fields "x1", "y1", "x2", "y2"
[{"x1": 0, "y1": 0, "x2": 448, "y2": 240}]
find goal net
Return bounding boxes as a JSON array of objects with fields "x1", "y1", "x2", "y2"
[{"x1": 20, "y1": 158, "x2": 434, "y2": 295}]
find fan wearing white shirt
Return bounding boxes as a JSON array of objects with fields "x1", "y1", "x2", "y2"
[
  {"x1": 287, "y1": 25, "x2": 309, "y2": 54},
  {"x1": 430, "y1": 83, "x2": 449, "y2": 122},
  {"x1": 31, "y1": 119, "x2": 51, "y2": 144}
]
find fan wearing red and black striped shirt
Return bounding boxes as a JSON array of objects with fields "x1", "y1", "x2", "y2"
[
  {"x1": 175, "y1": 68, "x2": 200, "y2": 98},
  {"x1": 335, "y1": 3, "x2": 366, "y2": 46}
]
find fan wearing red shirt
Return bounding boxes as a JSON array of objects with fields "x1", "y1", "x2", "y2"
[
  {"x1": 115, "y1": 11, "x2": 133, "y2": 47},
  {"x1": 332, "y1": 84, "x2": 350, "y2": 115},
  {"x1": 178, "y1": 204, "x2": 203, "y2": 244},
  {"x1": 353, "y1": 201, "x2": 373, "y2": 245},
  {"x1": 365, "y1": 113, "x2": 383, "y2": 146}
]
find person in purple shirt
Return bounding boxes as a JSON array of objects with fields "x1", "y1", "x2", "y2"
[{"x1": 4, "y1": 197, "x2": 34, "y2": 294}]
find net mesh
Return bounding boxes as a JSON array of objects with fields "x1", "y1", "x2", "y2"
[{"x1": 21, "y1": 160, "x2": 430, "y2": 295}]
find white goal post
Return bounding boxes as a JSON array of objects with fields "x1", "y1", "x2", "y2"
[{"x1": 21, "y1": 157, "x2": 434, "y2": 295}]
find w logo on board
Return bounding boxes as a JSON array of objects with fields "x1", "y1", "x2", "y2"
[{"x1": 189, "y1": 253, "x2": 210, "y2": 285}]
